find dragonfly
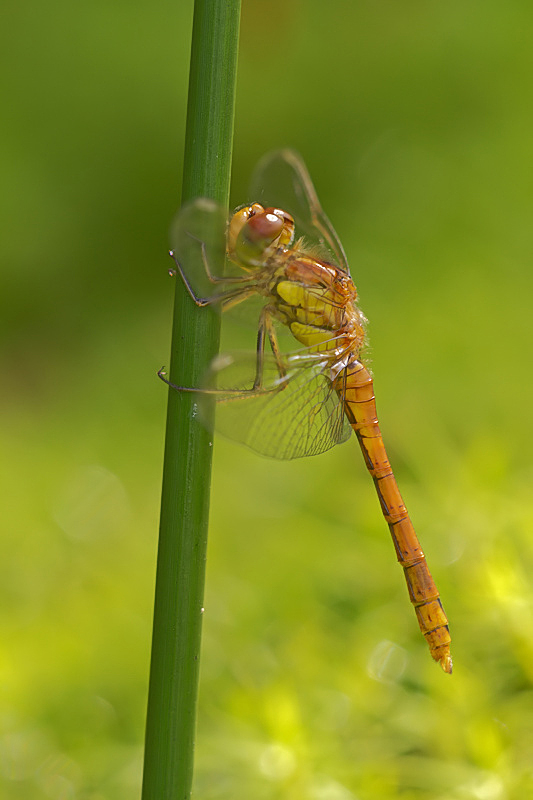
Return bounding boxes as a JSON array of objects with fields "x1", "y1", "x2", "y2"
[{"x1": 163, "y1": 149, "x2": 452, "y2": 673}]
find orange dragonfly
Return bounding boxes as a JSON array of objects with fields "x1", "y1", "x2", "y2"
[{"x1": 164, "y1": 149, "x2": 452, "y2": 673}]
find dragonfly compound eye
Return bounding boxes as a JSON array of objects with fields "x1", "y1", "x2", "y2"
[
  {"x1": 228, "y1": 205, "x2": 295, "y2": 267},
  {"x1": 262, "y1": 207, "x2": 295, "y2": 249}
]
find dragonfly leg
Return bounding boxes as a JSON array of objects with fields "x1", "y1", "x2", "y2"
[
  {"x1": 196, "y1": 238, "x2": 254, "y2": 286},
  {"x1": 158, "y1": 367, "x2": 283, "y2": 398},
  {"x1": 168, "y1": 249, "x2": 256, "y2": 309},
  {"x1": 252, "y1": 307, "x2": 287, "y2": 390},
  {"x1": 175, "y1": 233, "x2": 254, "y2": 286},
  {"x1": 158, "y1": 307, "x2": 286, "y2": 397}
]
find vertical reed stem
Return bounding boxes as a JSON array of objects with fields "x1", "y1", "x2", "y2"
[{"x1": 142, "y1": 2, "x2": 241, "y2": 797}]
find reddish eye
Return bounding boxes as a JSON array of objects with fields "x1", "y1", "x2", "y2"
[
  {"x1": 247, "y1": 211, "x2": 285, "y2": 243},
  {"x1": 227, "y1": 204, "x2": 295, "y2": 267}
]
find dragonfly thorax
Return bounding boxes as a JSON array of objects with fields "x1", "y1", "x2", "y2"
[{"x1": 271, "y1": 255, "x2": 366, "y2": 357}]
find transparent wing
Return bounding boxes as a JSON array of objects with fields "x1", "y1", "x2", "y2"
[
  {"x1": 168, "y1": 197, "x2": 233, "y2": 301},
  {"x1": 249, "y1": 149, "x2": 350, "y2": 275},
  {"x1": 198, "y1": 352, "x2": 352, "y2": 460}
]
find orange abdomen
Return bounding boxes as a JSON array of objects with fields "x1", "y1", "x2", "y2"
[{"x1": 338, "y1": 361, "x2": 452, "y2": 673}]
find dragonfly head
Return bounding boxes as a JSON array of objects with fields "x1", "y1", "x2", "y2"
[{"x1": 228, "y1": 203, "x2": 295, "y2": 268}]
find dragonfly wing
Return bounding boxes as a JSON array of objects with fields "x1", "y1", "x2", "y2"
[
  {"x1": 199, "y1": 352, "x2": 352, "y2": 460},
  {"x1": 169, "y1": 197, "x2": 229, "y2": 300},
  {"x1": 249, "y1": 149, "x2": 350, "y2": 275}
]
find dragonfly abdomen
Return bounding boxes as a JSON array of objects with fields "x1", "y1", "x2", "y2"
[{"x1": 339, "y1": 360, "x2": 452, "y2": 673}]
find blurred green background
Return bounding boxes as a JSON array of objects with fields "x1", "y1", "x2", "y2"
[{"x1": 2, "y1": 1, "x2": 533, "y2": 798}]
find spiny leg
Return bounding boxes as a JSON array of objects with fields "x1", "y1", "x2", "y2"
[
  {"x1": 196, "y1": 237, "x2": 254, "y2": 287},
  {"x1": 159, "y1": 308, "x2": 288, "y2": 399},
  {"x1": 171, "y1": 236, "x2": 252, "y2": 287},
  {"x1": 253, "y1": 306, "x2": 288, "y2": 390},
  {"x1": 168, "y1": 249, "x2": 257, "y2": 309}
]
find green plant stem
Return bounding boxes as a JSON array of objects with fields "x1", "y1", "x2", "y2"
[{"x1": 142, "y1": 2, "x2": 241, "y2": 798}]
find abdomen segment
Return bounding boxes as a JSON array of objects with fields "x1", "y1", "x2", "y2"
[{"x1": 338, "y1": 361, "x2": 452, "y2": 673}]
